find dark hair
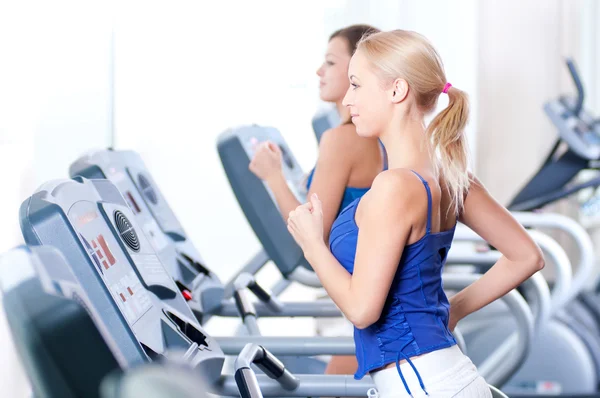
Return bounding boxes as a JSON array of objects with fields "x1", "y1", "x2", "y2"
[{"x1": 329, "y1": 24, "x2": 380, "y2": 56}]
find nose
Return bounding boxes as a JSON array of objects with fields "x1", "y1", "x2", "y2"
[
  {"x1": 316, "y1": 63, "x2": 324, "y2": 77},
  {"x1": 342, "y1": 87, "x2": 353, "y2": 107}
]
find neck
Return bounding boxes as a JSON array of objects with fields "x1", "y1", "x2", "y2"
[{"x1": 379, "y1": 112, "x2": 433, "y2": 172}]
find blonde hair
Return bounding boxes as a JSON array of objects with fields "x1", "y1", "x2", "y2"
[{"x1": 357, "y1": 30, "x2": 470, "y2": 215}]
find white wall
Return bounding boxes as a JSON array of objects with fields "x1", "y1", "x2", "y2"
[
  {"x1": 0, "y1": 1, "x2": 113, "y2": 251},
  {"x1": 579, "y1": 0, "x2": 600, "y2": 114},
  {"x1": 475, "y1": 0, "x2": 583, "y2": 204},
  {"x1": 0, "y1": 1, "x2": 113, "y2": 396}
]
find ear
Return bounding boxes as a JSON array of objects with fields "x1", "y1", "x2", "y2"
[{"x1": 390, "y1": 78, "x2": 409, "y2": 104}]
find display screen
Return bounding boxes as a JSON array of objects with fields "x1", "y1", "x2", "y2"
[{"x1": 69, "y1": 202, "x2": 152, "y2": 326}]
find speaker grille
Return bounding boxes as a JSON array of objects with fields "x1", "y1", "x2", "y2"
[{"x1": 114, "y1": 211, "x2": 140, "y2": 252}]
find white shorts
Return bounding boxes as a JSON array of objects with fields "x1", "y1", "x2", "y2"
[{"x1": 370, "y1": 346, "x2": 492, "y2": 398}]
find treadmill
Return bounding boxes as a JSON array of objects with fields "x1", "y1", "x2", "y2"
[
  {"x1": 6, "y1": 176, "x2": 530, "y2": 396},
  {"x1": 508, "y1": 58, "x2": 600, "y2": 212},
  {"x1": 0, "y1": 245, "x2": 521, "y2": 398},
  {"x1": 69, "y1": 149, "x2": 343, "y2": 322}
]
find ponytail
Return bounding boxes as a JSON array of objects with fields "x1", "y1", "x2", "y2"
[
  {"x1": 357, "y1": 30, "x2": 472, "y2": 213},
  {"x1": 427, "y1": 86, "x2": 471, "y2": 215}
]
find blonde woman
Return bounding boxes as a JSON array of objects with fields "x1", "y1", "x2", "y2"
[{"x1": 287, "y1": 30, "x2": 544, "y2": 397}]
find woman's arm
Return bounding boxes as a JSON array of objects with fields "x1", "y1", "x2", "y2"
[{"x1": 449, "y1": 176, "x2": 545, "y2": 330}]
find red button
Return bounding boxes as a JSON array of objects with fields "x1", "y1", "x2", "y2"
[{"x1": 182, "y1": 290, "x2": 192, "y2": 301}]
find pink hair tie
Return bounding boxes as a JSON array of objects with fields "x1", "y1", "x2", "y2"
[{"x1": 442, "y1": 82, "x2": 452, "y2": 94}]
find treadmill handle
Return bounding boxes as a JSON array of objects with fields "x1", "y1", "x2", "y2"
[
  {"x1": 234, "y1": 273, "x2": 284, "y2": 312},
  {"x1": 234, "y1": 343, "x2": 300, "y2": 398}
]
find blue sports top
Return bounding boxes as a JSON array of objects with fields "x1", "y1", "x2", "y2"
[
  {"x1": 306, "y1": 140, "x2": 388, "y2": 215},
  {"x1": 328, "y1": 170, "x2": 457, "y2": 396}
]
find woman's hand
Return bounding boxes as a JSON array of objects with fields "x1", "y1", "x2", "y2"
[
  {"x1": 249, "y1": 141, "x2": 283, "y2": 182},
  {"x1": 287, "y1": 194, "x2": 325, "y2": 254}
]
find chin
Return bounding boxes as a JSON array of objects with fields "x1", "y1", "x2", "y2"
[
  {"x1": 355, "y1": 127, "x2": 377, "y2": 138},
  {"x1": 355, "y1": 127, "x2": 368, "y2": 137},
  {"x1": 319, "y1": 93, "x2": 337, "y2": 103}
]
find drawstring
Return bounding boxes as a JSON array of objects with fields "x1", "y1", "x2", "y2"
[
  {"x1": 395, "y1": 352, "x2": 413, "y2": 397},
  {"x1": 396, "y1": 352, "x2": 429, "y2": 396}
]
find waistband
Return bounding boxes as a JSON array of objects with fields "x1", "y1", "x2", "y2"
[{"x1": 371, "y1": 345, "x2": 471, "y2": 396}]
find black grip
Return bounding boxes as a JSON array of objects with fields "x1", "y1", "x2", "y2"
[
  {"x1": 235, "y1": 367, "x2": 262, "y2": 398},
  {"x1": 248, "y1": 281, "x2": 271, "y2": 302},
  {"x1": 255, "y1": 347, "x2": 285, "y2": 379}
]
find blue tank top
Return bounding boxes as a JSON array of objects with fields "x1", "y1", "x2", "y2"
[
  {"x1": 328, "y1": 170, "x2": 457, "y2": 396},
  {"x1": 306, "y1": 140, "x2": 388, "y2": 214}
]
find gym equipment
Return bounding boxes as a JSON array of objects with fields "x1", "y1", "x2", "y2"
[
  {"x1": 0, "y1": 243, "x2": 370, "y2": 397},
  {"x1": 100, "y1": 362, "x2": 212, "y2": 398},
  {"x1": 0, "y1": 246, "x2": 518, "y2": 398},
  {"x1": 69, "y1": 149, "x2": 370, "y2": 376},
  {"x1": 1, "y1": 243, "x2": 224, "y2": 398},
  {"x1": 19, "y1": 177, "x2": 359, "y2": 375},
  {"x1": 14, "y1": 177, "x2": 375, "y2": 396},
  {"x1": 0, "y1": 246, "x2": 122, "y2": 398},
  {"x1": 69, "y1": 149, "x2": 344, "y2": 322},
  {"x1": 510, "y1": 211, "x2": 600, "y2": 394},
  {"x1": 508, "y1": 58, "x2": 600, "y2": 346},
  {"x1": 508, "y1": 58, "x2": 600, "y2": 212},
  {"x1": 12, "y1": 175, "x2": 506, "y2": 369},
  {"x1": 7, "y1": 175, "x2": 533, "y2": 396},
  {"x1": 454, "y1": 217, "x2": 600, "y2": 395},
  {"x1": 218, "y1": 125, "x2": 319, "y2": 286},
  {"x1": 69, "y1": 149, "x2": 258, "y2": 309}
]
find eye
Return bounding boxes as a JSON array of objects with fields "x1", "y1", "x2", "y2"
[
  {"x1": 326, "y1": 61, "x2": 335, "y2": 66},
  {"x1": 350, "y1": 82, "x2": 359, "y2": 90}
]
